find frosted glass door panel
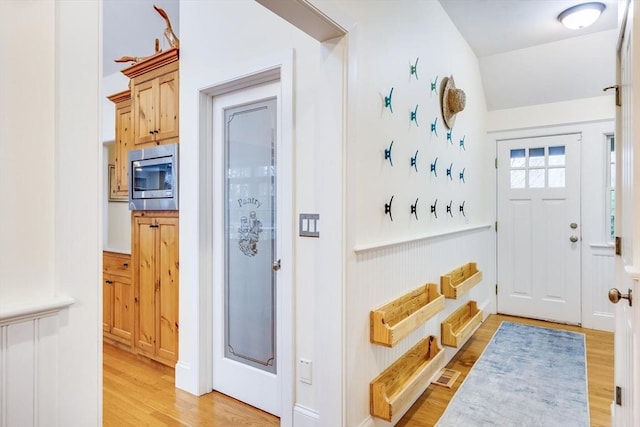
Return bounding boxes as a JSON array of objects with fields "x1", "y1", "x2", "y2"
[{"x1": 224, "y1": 99, "x2": 277, "y2": 374}]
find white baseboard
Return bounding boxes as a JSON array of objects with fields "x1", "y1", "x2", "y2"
[
  {"x1": 357, "y1": 415, "x2": 375, "y2": 427},
  {"x1": 174, "y1": 361, "x2": 204, "y2": 395},
  {"x1": 293, "y1": 404, "x2": 320, "y2": 427}
]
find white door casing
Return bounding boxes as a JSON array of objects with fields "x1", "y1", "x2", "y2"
[
  {"x1": 612, "y1": 1, "x2": 639, "y2": 425},
  {"x1": 212, "y1": 81, "x2": 285, "y2": 416},
  {"x1": 497, "y1": 134, "x2": 581, "y2": 324}
]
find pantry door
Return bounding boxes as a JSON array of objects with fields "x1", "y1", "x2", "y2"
[
  {"x1": 497, "y1": 134, "x2": 581, "y2": 324},
  {"x1": 212, "y1": 82, "x2": 283, "y2": 416}
]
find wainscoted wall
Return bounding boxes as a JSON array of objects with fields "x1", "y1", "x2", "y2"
[
  {"x1": 0, "y1": 298, "x2": 73, "y2": 427},
  {"x1": 346, "y1": 226, "x2": 496, "y2": 426},
  {"x1": 583, "y1": 244, "x2": 615, "y2": 331}
]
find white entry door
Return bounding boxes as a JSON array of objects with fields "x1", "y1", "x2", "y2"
[
  {"x1": 611, "y1": 1, "x2": 639, "y2": 424},
  {"x1": 497, "y1": 134, "x2": 581, "y2": 324},
  {"x1": 212, "y1": 82, "x2": 283, "y2": 416}
]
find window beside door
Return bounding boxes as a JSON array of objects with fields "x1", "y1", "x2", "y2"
[{"x1": 606, "y1": 134, "x2": 615, "y2": 242}]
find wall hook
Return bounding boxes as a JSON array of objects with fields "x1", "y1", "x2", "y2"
[
  {"x1": 410, "y1": 198, "x2": 419, "y2": 220},
  {"x1": 431, "y1": 75, "x2": 438, "y2": 95},
  {"x1": 431, "y1": 117, "x2": 438, "y2": 137},
  {"x1": 410, "y1": 57, "x2": 419, "y2": 80},
  {"x1": 447, "y1": 163, "x2": 453, "y2": 180},
  {"x1": 384, "y1": 140, "x2": 394, "y2": 166},
  {"x1": 410, "y1": 104, "x2": 419, "y2": 127},
  {"x1": 410, "y1": 150, "x2": 419, "y2": 172},
  {"x1": 447, "y1": 129, "x2": 453, "y2": 144},
  {"x1": 446, "y1": 200, "x2": 453, "y2": 217},
  {"x1": 430, "y1": 157, "x2": 438, "y2": 177},
  {"x1": 385, "y1": 195, "x2": 394, "y2": 221},
  {"x1": 459, "y1": 201, "x2": 466, "y2": 217},
  {"x1": 384, "y1": 87, "x2": 394, "y2": 113},
  {"x1": 431, "y1": 199, "x2": 438, "y2": 218},
  {"x1": 459, "y1": 167, "x2": 466, "y2": 183},
  {"x1": 459, "y1": 135, "x2": 466, "y2": 150}
]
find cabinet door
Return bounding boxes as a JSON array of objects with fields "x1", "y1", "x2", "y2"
[
  {"x1": 156, "y1": 217, "x2": 179, "y2": 363},
  {"x1": 114, "y1": 101, "x2": 132, "y2": 195},
  {"x1": 135, "y1": 216, "x2": 157, "y2": 355},
  {"x1": 111, "y1": 275, "x2": 133, "y2": 343},
  {"x1": 156, "y1": 70, "x2": 179, "y2": 143},
  {"x1": 103, "y1": 278, "x2": 112, "y2": 333},
  {"x1": 133, "y1": 79, "x2": 156, "y2": 146}
]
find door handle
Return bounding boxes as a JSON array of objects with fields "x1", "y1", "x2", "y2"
[
  {"x1": 570, "y1": 236, "x2": 579, "y2": 243},
  {"x1": 272, "y1": 259, "x2": 281, "y2": 271},
  {"x1": 609, "y1": 288, "x2": 633, "y2": 307}
]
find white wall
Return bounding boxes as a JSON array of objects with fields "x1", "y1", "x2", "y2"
[
  {"x1": 0, "y1": 0, "x2": 56, "y2": 303},
  {"x1": 0, "y1": 1, "x2": 101, "y2": 426},
  {"x1": 480, "y1": 30, "x2": 618, "y2": 110},
  {"x1": 488, "y1": 97, "x2": 616, "y2": 331},
  {"x1": 335, "y1": 2, "x2": 496, "y2": 425},
  {"x1": 178, "y1": 1, "x2": 326, "y2": 424},
  {"x1": 179, "y1": 1, "x2": 496, "y2": 426}
]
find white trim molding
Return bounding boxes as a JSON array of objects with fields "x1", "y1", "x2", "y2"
[
  {"x1": 0, "y1": 295, "x2": 75, "y2": 326},
  {"x1": 0, "y1": 295, "x2": 74, "y2": 427}
]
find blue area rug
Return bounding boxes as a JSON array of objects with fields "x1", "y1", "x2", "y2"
[{"x1": 436, "y1": 321, "x2": 589, "y2": 427}]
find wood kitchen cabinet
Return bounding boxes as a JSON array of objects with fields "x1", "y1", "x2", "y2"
[
  {"x1": 132, "y1": 210, "x2": 179, "y2": 366},
  {"x1": 103, "y1": 251, "x2": 133, "y2": 348},
  {"x1": 122, "y1": 48, "x2": 179, "y2": 147},
  {"x1": 107, "y1": 90, "x2": 132, "y2": 197}
]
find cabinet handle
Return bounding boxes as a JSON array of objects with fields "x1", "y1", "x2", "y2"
[
  {"x1": 123, "y1": 263, "x2": 129, "y2": 267},
  {"x1": 149, "y1": 224, "x2": 159, "y2": 228},
  {"x1": 105, "y1": 280, "x2": 113, "y2": 285},
  {"x1": 149, "y1": 131, "x2": 155, "y2": 135}
]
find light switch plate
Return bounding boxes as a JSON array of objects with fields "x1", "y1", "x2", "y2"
[{"x1": 299, "y1": 213, "x2": 320, "y2": 237}]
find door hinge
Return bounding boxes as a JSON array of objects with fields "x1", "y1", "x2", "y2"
[
  {"x1": 615, "y1": 236, "x2": 622, "y2": 256},
  {"x1": 495, "y1": 221, "x2": 498, "y2": 232},
  {"x1": 495, "y1": 283, "x2": 498, "y2": 295},
  {"x1": 495, "y1": 157, "x2": 498, "y2": 169},
  {"x1": 616, "y1": 385, "x2": 622, "y2": 405}
]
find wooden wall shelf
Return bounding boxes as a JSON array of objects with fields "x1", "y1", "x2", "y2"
[
  {"x1": 440, "y1": 262, "x2": 482, "y2": 299},
  {"x1": 370, "y1": 336, "x2": 444, "y2": 422},
  {"x1": 370, "y1": 283, "x2": 445, "y2": 347},
  {"x1": 441, "y1": 300, "x2": 482, "y2": 348}
]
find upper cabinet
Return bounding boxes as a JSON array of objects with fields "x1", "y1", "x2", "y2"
[
  {"x1": 107, "y1": 90, "x2": 132, "y2": 197},
  {"x1": 122, "y1": 48, "x2": 179, "y2": 147}
]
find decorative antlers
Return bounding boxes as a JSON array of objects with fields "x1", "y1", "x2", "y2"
[
  {"x1": 154, "y1": 5, "x2": 180, "y2": 49},
  {"x1": 114, "y1": 5, "x2": 179, "y2": 65}
]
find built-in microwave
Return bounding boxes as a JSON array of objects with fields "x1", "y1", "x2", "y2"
[{"x1": 128, "y1": 143, "x2": 178, "y2": 210}]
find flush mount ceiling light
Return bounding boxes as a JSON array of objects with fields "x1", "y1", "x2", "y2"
[{"x1": 558, "y1": 2, "x2": 606, "y2": 30}]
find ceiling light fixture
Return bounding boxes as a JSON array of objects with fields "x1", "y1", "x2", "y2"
[{"x1": 558, "y1": 2, "x2": 606, "y2": 30}]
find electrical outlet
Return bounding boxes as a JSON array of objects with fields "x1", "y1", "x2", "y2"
[{"x1": 299, "y1": 359, "x2": 312, "y2": 384}]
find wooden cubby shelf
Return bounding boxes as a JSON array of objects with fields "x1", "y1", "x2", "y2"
[
  {"x1": 370, "y1": 283, "x2": 445, "y2": 347},
  {"x1": 370, "y1": 336, "x2": 445, "y2": 422},
  {"x1": 441, "y1": 300, "x2": 483, "y2": 348},
  {"x1": 440, "y1": 262, "x2": 483, "y2": 299}
]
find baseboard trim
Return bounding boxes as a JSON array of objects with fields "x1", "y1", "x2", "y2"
[
  {"x1": 357, "y1": 415, "x2": 375, "y2": 427},
  {"x1": 293, "y1": 404, "x2": 319, "y2": 427}
]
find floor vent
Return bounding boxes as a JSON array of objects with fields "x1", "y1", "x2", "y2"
[{"x1": 432, "y1": 368, "x2": 461, "y2": 388}]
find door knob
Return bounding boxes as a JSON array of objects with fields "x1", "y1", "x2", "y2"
[
  {"x1": 570, "y1": 236, "x2": 579, "y2": 243},
  {"x1": 609, "y1": 288, "x2": 633, "y2": 307},
  {"x1": 570, "y1": 223, "x2": 578, "y2": 229},
  {"x1": 272, "y1": 259, "x2": 281, "y2": 271}
]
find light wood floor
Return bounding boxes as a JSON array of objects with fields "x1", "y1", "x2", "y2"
[
  {"x1": 104, "y1": 314, "x2": 613, "y2": 426},
  {"x1": 398, "y1": 314, "x2": 614, "y2": 427},
  {"x1": 103, "y1": 344, "x2": 279, "y2": 426}
]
